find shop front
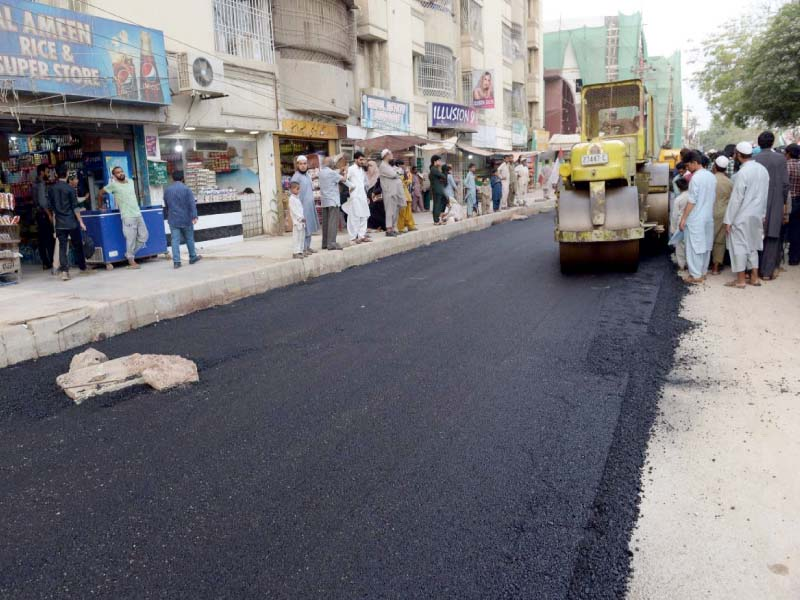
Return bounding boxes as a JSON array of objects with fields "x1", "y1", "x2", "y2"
[
  {"x1": 0, "y1": 1, "x2": 171, "y2": 282},
  {"x1": 274, "y1": 119, "x2": 343, "y2": 232}
]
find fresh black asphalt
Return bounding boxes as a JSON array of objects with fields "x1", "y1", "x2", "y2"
[{"x1": 0, "y1": 213, "x2": 689, "y2": 599}]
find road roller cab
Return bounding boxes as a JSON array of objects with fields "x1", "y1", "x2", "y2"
[{"x1": 555, "y1": 79, "x2": 669, "y2": 273}]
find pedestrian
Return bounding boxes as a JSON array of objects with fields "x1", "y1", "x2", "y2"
[
  {"x1": 515, "y1": 158, "x2": 529, "y2": 203},
  {"x1": 443, "y1": 164, "x2": 456, "y2": 202},
  {"x1": 343, "y1": 151, "x2": 372, "y2": 244},
  {"x1": 410, "y1": 166, "x2": 425, "y2": 212},
  {"x1": 365, "y1": 159, "x2": 385, "y2": 231},
  {"x1": 672, "y1": 162, "x2": 687, "y2": 195},
  {"x1": 429, "y1": 155, "x2": 447, "y2": 225},
  {"x1": 379, "y1": 150, "x2": 405, "y2": 237},
  {"x1": 753, "y1": 131, "x2": 790, "y2": 280},
  {"x1": 678, "y1": 150, "x2": 716, "y2": 284},
  {"x1": 464, "y1": 163, "x2": 478, "y2": 217},
  {"x1": 290, "y1": 155, "x2": 320, "y2": 256},
  {"x1": 288, "y1": 181, "x2": 306, "y2": 259},
  {"x1": 47, "y1": 163, "x2": 88, "y2": 281},
  {"x1": 785, "y1": 143, "x2": 800, "y2": 265},
  {"x1": 710, "y1": 155, "x2": 734, "y2": 275},
  {"x1": 723, "y1": 142, "x2": 770, "y2": 288},
  {"x1": 397, "y1": 162, "x2": 417, "y2": 233},
  {"x1": 490, "y1": 168, "x2": 502, "y2": 212},
  {"x1": 498, "y1": 157, "x2": 511, "y2": 208},
  {"x1": 33, "y1": 164, "x2": 54, "y2": 271},
  {"x1": 164, "y1": 170, "x2": 201, "y2": 269},
  {"x1": 670, "y1": 176, "x2": 690, "y2": 271},
  {"x1": 318, "y1": 156, "x2": 349, "y2": 251},
  {"x1": 440, "y1": 198, "x2": 466, "y2": 224},
  {"x1": 100, "y1": 165, "x2": 148, "y2": 269}
]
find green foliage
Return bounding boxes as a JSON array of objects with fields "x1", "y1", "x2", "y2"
[
  {"x1": 695, "y1": 2, "x2": 800, "y2": 128},
  {"x1": 696, "y1": 116, "x2": 764, "y2": 152}
]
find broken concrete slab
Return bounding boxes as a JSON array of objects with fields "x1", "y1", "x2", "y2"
[
  {"x1": 57, "y1": 353, "x2": 199, "y2": 404},
  {"x1": 69, "y1": 348, "x2": 108, "y2": 372}
]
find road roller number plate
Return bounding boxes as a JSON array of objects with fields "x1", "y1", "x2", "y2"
[{"x1": 581, "y1": 153, "x2": 609, "y2": 166}]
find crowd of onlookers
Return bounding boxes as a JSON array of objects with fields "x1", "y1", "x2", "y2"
[
  {"x1": 288, "y1": 150, "x2": 536, "y2": 257},
  {"x1": 669, "y1": 131, "x2": 799, "y2": 289}
]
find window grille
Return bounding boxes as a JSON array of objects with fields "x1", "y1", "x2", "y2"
[
  {"x1": 460, "y1": 0, "x2": 483, "y2": 43},
  {"x1": 511, "y1": 24, "x2": 525, "y2": 61},
  {"x1": 272, "y1": 0, "x2": 354, "y2": 64},
  {"x1": 503, "y1": 88, "x2": 513, "y2": 127},
  {"x1": 502, "y1": 24, "x2": 514, "y2": 62},
  {"x1": 32, "y1": 0, "x2": 86, "y2": 10},
  {"x1": 512, "y1": 83, "x2": 526, "y2": 119},
  {"x1": 418, "y1": 0, "x2": 454, "y2": 14},
  {"x1": 461, "y1": 71, "x2": 472, "y2": 104},
  {"x1": 417, "y1": 43, "x2": 455, "y2": 98},
  {"x1": 214, "y1": 0, "x2": 275, "y2": 64}
]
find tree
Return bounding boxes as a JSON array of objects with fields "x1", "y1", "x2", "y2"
[
  {"x1": 694, "y1": 2, "x2": 800, "y2": 128},
  {"x1": 696, "y1": 116, "x2": 764, "y2": 152}
]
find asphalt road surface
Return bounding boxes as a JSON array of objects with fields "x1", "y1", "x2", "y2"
[{"x1": 0, "y1": 214, "x2": 688, "y2": 599}]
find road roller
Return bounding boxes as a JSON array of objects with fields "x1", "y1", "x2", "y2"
[{"x1": 555, "y1": 79, "x2": 669, "y2": 273}]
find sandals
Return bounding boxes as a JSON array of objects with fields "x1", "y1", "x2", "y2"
[{"x1": 724, "y1": 281, "x2": 746, "y2": 289}]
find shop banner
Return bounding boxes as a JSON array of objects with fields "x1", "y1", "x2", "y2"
[
  {"x1": 430, "y1": 102, "x2": 477, "y2": 130},
  {"x1": 472, "y1": 125, "x2": 497, "y2": 149},
  {"x1": 512, "y1": 119, "x2": 528, "y2": 147},
  {"x1": 471, "y1": 70, "x2": 495, "y2": 109},
  {"x1": 0, "y1": 1, "x2": 170, "y2": 105},
  {"x1": 361, "y1": 95, "x2": 410, "y2": 133}
]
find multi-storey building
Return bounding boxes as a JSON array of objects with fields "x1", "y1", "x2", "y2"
[{"x1": 2, "y1": 0, "x2": 543, "y2": 255}]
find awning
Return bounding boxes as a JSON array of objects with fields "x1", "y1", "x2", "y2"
[
  {"x1": 513, "y1": 151, "x2": 539, "y2": 161},
  {"x1": 359, "y1": 135, "x2": 430, "y2": 152},
  {"x1": 420, "y1": 136, "x2": 458, "y2": 152},
  {"x1": 456, "y1": 143, "x2": 495, "y2": 157}
]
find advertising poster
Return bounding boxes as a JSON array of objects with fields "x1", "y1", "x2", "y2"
[
  {"x1": 361, "y1": 95, "x2": 410, "y2": 133},
  {"x1": 0, "y1": 1, "x2": 170, "y2": 105},
  {"x1": 145, "y1": 135, "x2": 158, "y2": 157},
  {"x1": 471, "y1": 70, "x2": 495, "y2": 109},
  {"x1": 430, "y1": 102, "x2": 477, "y2": 130}
]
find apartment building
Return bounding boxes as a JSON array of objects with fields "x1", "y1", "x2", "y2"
[{"x1": 6, "y1": 0, "x2": 543, "y2": 247}]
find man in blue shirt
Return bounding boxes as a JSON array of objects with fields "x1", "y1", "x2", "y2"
[{"x1": 164, "y1": 170, "x2": 201, "y2": 269}]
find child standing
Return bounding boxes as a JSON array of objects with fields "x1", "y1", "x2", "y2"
[
  {"x1": 288, "y1": 181, "x2": 306, "y2": 259},
  {"x1": 670, "y1": 176, "x2": 690, "y2": 271},
  {"x1": 490, "y1": 169, "x2": 502, "y2": 212}
]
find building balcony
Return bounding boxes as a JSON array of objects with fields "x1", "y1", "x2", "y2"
[{"x1": 356, "y1": 0, "x2": 388, "y2": 41}]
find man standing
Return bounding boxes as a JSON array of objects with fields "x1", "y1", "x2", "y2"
[
  {"x1": 410, "y1": 166, "x2": 425, "y2": 212},
  {"x1": 498, "y1": 157, "x2": 511, "y2": 209},
  {"x1": 514, "y1": 158, "x2": 528, "y2": 204},
  {"x1": 679, "y1": 150, "x2": 716, "y2": 284},
  {"x1": 290, "y1": 155, "x2": 321, "y2": 255},
  {"x1": 379, "y1": 149, "x2": 404, "y2": 237},
  {"x1": 47, "y1": 164, "x2": 88, "y2": 281},
  {"x1": 464, "y1": 163, "x2": 477, "y2": 217},
  {"x1": 429, "y1": 155, "x2": 447, "y2": 224},
  {"x1": 710, "y1": 155, "x2": 734, "y2": 275},
  {"x1": 753, "y1": 131, "x2": 790, "y2": 279},
  {"x1": 343, "y1": 152, "x2": 371, "y2": 244},
  {"x1": 34, "y1": 164, "x2": 55, "y2": 271},
  {"x1": 785, "y1": 143, "x2": 800, "y2": 265},
  {"x1": 164, "y1": 170, "x2": 201, "y2": 269},
  {"x1": 724, "y1": 142, "x2": 770, "y2": 288},
  {"x1": 505, "y1": 155, "x2": 517, "y2": 208},
  {"x1": 318, "y1": 156, "x2": 348, "y2": 251},
  {"x1": 101, "y1": 166, "x2": 148, "y2": 269}
]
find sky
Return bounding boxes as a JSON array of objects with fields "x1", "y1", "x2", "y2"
[{"x1": 542, "y1": 0, "x2": 776, "y2": 130}]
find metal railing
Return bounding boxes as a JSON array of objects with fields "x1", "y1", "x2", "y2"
[
  {"x1": 460, "y1": 0, "x2": 483, "y2": 43},
  {"x1": 214, "y1": 0, "x2": 276, "y2": 64},
  {"x1": 417, "y1": 43, "x2": 455, "y2": 98}
]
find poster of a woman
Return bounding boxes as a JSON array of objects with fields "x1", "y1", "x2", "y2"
[{"x1": 472, "y1": 71, "x2": 495, "y2": 109}]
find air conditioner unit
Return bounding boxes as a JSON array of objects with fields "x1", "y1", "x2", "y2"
[{"x1": 175, "y1": 52, "x2": 225, "y2": 98}]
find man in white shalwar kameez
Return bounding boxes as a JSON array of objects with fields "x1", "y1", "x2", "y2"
[
  {"x1": 723, "y1": 141, "x2": 770, "y2": 288},
  {"x1": 679, "y1": 150, "x2": 716, "y2": 283},
  {"x1": 343, "y1": 151, "x2": 371, "y2": 244},
  {"x1": 515, "y1": 159, "x2": 529, "y2": 204}
]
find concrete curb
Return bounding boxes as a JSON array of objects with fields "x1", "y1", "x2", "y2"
[{"x1": 0, "y1": 205, "x2": 549, "y2": 368}]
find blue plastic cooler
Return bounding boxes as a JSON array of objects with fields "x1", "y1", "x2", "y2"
[{"x1": 82, "y1": 207, "x2": 167, "y2": 265}]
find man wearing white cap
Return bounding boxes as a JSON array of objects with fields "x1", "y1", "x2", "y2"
[
  {"x1": 723, "y1": 142, "x2": 770, "y2": 288},
  {"x1": 711, "y1": 155, "x2": 734, "y2": 275},
  {"x1": 343, "y1": 151, "x2": 372, "y2": 243},
  {"x1": 290, "y1": 155, "x2": 320, "y2": 255},
  {"x1": 379, "y1": 149, "x2": 405, "y2": 237},
  {"x1": 679, "y1": 150, "x2": 716, "y2": 283}
]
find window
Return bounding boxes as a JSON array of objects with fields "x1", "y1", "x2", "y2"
[
  {"x1": 417, "y1": 43, "x2": 455, "y2": 98},
  {"x1": 460, "y1": 0, "x2": 483, "y2": 44},
  {"x1": 512, "y1": 83, "x2": 526, "y2": 119},
  {"x1": 503, "y1": 88, "x2": 513, "y2": 127},
  {"x1": 511, "y1": 24, "x2": 525, "y2": 61},
  {"x1": 501, "y1": 24, "x2": 513, "y2": 62},
  {"x1": 461, "y1": 72, "x2": 472, "y2": 105},
  {"x1": 32, "y1": 0, "x2": 86, "y2": 9},
  {"x1": 214, "y1": 0, "x2": 275, "y2": 63},
  {"x1": 418, "y1": 0, "x2": 454, "y2": 14}
]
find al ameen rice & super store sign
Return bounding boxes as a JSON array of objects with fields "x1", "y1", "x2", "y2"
[{"x1": 0, "y1": 1, "x2": 170, "y2": 105}]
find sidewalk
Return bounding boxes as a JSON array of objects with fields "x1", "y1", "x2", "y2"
[{"x1": 0, "y1": 196, "x2": 553, "y2": 368}]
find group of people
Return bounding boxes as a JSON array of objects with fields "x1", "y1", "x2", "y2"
[
  {"x1": 670, "y1": 131, "x2": 798, "y2": 289},
  {"x1": 39, "y1": 163, "x2": 202, "y2": 279},
  {"x1": 288, "y1": 150, "x2": 533, "y2": 258}
]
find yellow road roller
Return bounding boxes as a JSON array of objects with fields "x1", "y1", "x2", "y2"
[{"x1": 555, "y1": 79, "x2": 669, "y2": 273}]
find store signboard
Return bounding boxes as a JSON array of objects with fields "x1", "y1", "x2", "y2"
[
  {"x1": 147, "y1": 160, "x2": 169, "y2": 186},
  {"x1": 512, "y1": 119, "x2": 528, "y2": 147},
  {"x1": 473, "y1": 125, "x2": 497, "y2": 148},
  {"x1": 470, "y1": 70, "x2": 495, "y2": 110},
  {"x1": 280, "y1": 119, "x2": 339, "y2": 140},
  {"x1": 361, "y1": 95, "x2": 410, "y2": 133},
  {"x1": 430, "y1": 102, "x2": 477, "y2": 131},
  {"x1": 0, "y1": 1, "x2": 170, "y2": 105}
]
